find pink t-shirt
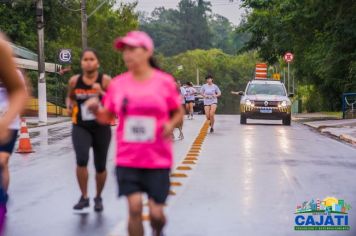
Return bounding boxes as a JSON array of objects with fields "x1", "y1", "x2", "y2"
[{"x1": 103, "y1": 69, "x2": 181, "y2": 169}]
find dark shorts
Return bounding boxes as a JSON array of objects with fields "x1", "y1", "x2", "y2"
[
  {"x1": 185, "y1": 100, "x2": 195, "y2": 104},
  {"x1": 72, "y1": 124, "x2": 111, "y2": 173},
  {"x1": 0, "y1": 130, "x2": 18, "y2": 154},
  {"x1": 116, "y1": 167, "x2": 170, "y2": 204}
]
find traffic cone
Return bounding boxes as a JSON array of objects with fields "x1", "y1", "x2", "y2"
[{"x1": 16, "y1": 118, "x2": 34, "y2": 153}]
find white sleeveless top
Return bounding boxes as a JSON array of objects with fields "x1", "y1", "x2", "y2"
[{"x1": 0, "y1": 70, "x2": 23, "y2": 130}]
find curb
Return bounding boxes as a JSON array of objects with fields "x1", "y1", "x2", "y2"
[
  {"x1": 340, "y1": 134, "x2": 356, "y2": 145},
  {"x1": 303, "y1": 123, "x2": 356, "y2": 146},
  {"x1": 292, "y1": 117, "x2": 341, "y2": 123}
]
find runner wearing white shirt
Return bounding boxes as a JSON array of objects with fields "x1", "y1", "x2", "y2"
[
  {"x1": 185, "y1": 82, "x2": 196, "y2": 120},
  {"x1": 201, "y1": 75, "x2": 221, "y2": 133}
]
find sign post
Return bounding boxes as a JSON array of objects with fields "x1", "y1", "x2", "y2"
[
  {"x1": 58, "y1": 49, "x2": 72, "y2": 64},
  {"x1": 57, "y1": 49, "x2": 72, "y2": 116},
  {"x1": 283, "y1": 52, "x2": 294, "y2": 93},
  {"x1": 36, "y1": 0, "x2": 47, "y2": 123}
]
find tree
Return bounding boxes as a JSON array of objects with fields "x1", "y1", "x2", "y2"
[
  {"x1": 240, "y1": 0, "x2": 356, "y2": 111},
  {"x1": 0, "y1": 0, "x2": 138, "y2": 103},
  {"x1": 140, "y1": 0, "x2": 213, "y2": 56},
  {"x1": 158, "y1": 49, "x2": 259, "y2": 113}
]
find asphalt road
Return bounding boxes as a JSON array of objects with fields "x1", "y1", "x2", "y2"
[{"x1": 4, "y1": 115, "x2": 356, "y2": 236}]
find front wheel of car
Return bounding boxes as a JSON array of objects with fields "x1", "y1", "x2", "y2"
[
  {"x1": 283, "y1": 115, "x2": 291, "y2": 126},
  {"x1": 240, "y1": 114, "x2": 247, "y2": 124}
]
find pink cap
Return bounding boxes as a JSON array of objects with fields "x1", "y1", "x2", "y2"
[{"x1": 114, "y1": 31, "x2": 154, "y2": 54}]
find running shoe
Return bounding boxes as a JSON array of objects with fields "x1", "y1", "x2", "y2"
[
  {"x1": 94, "y1": 197, "x2": 103, "y2": 212},
  {"x1": 210, "y1": 128, "x2": 214, "y2": 133},
  {"x1": 73, "y1": 196, "x2": 89, "y2": 210}
]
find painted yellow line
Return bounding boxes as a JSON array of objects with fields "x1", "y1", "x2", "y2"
[
  {"x1": 188, "y1": 151, "x2": 200, "y2": 154},
  {"x1": 182, "y1": 161, "x2": 196, "y2": 165},
  {"x1": 186, "y1": 153, "x2": 199, "y2": 156},
  {"x1": 176, "y1": 166, "x2": 192, "y2": 170},
  {"x1": 191, "y1": 145, "x2": 202, "y2": 148},
  {"x1": 185, "y1": 157, "x2": 198, "y2": 161},
  {"x1": 190, "y1": 150, "x2": 201, "y2": 153},
  {"x1": 169, "y1": 190, "x2": 177, "y2": 195},
  {"x1": 171, "y1": 173, "x2": 188, "y2": 178},
  {"x1": 170, "y1": 182, "x2": 182, "y2": 186}
]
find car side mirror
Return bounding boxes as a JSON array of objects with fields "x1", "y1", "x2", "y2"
[
  {"x1": 288, "y1": 93, "x2": 294, "y2": 98},
  {"x1": 238, "y1": 91, "x2": 244, "y2": 96}
]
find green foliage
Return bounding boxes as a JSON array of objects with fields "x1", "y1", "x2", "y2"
[
  {"x1": 140, "y1": 0, "x2": 249, "y2": 56},
  {"x1": 240, "y1": 0, "x2": 356, "y2": 111},
  {"x1": 140, "y1": 0, "x2": 212, "y2": 56},
  {"x1": 157, "y1": 49, "x2": 259, "y2": 113}
]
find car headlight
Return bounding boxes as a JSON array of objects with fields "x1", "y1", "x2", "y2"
[
  {"x1": 279, "y1": 100, "x2": 289, "y2": 107},
  {"x1": 245, "y1": 100, "x2": 254, "y2": 107}
]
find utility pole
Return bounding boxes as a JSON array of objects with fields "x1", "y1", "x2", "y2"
[
  {"x1": 36, "y1": 0, "x2": 47, "y2": 123},
  {"x1": 81, "y1": 0, "x2": 88, "y2": 49},
  {"x1": 196, "y1": 67, "x2": 200, "y2": 85},
  {"x1": 287, "y1": 62, "x2": 290, "y2": 94}
]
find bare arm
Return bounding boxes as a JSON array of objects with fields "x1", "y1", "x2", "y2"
[
  {"x1": 66, "y1": 75, "x2": 79, "y2": 116},
  {"x1": 85, "y1": 98, "x2": 115, "y2": 125},
  {"x1": 92, "y1": 74, "x2": 112, "y2": 96},
  {"x1": 215, "y1": 86, "x2": 222, "y2": 98},
  {"x1": 102, "y1": 74, "x2": 111, "y2": 92},
  {"x1": 163, "y1": 106, "x2": 185, "y2": 138}
]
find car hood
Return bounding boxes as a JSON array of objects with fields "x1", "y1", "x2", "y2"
[{"x1": 243, "y1": 94, "x2": 289, "y2": 101}]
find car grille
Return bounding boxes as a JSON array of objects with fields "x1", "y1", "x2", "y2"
[{"x1": 254, "y1": 101, "x2": 279, "y2": 107}]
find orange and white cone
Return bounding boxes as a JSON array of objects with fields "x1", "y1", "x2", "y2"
[{"x1": 16, "y1": 118, "x2": 34, "y2": 153}]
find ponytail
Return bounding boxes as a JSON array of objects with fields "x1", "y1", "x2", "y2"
[{"x1": 149, "y1": 57, "x2": 160, "y2": 70}]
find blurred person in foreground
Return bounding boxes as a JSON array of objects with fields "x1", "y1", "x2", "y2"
[
  {"x1": 86, "y1": 31, "x2": 184, "y2": 236},
  {"x1": 0, "y1": 33, "x2": 26, "y2": 233}
]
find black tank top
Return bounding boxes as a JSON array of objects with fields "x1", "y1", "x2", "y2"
[{"x1": 72, "y1": 73, "x2": 103, "y2": 126}]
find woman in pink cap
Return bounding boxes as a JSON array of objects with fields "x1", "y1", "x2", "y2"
[{"x1": 87, "y1": 31, "x2": 184, "y2": 236}]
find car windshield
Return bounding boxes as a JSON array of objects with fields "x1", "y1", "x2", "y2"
[{"x1": 246, "y1": 83, "x2": 286, "y2": 96}]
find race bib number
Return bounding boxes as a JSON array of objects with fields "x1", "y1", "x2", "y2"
[
  {"x1": 205, "y1": 94, "x2": 215, "y2": 100},
  {"x1": 81, "y1": 103, "x2": 96, "y2": 121},
  {"x1": 123, "y1": 116, "x2": 157, "y2": 143}
]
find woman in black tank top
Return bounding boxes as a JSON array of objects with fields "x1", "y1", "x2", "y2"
[{"x1": 66, "y1": 49, "x2": 112, "y2": 212}]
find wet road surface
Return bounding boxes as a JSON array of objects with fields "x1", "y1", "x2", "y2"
[{"x1": 4, "y1": 115, "x2": 356, "y2": 236}]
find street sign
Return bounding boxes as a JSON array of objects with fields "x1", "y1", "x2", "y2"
[
  {"x1": 58, "y1": 49, "x2": 72, "y2": 64},
  {"x1": 284, "y1": 52, "x2": 294, "y2": 63}
]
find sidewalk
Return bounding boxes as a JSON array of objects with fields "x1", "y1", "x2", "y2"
[
  {"x1": 292, "y1": 112, "x2": 341, "y2": 122},
  {"x1": 24, "y1": 116, "x2": 70, "y2": 128},
  {"x1": 303, "y1": 119, "x2": 356, "y2": 145}
]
